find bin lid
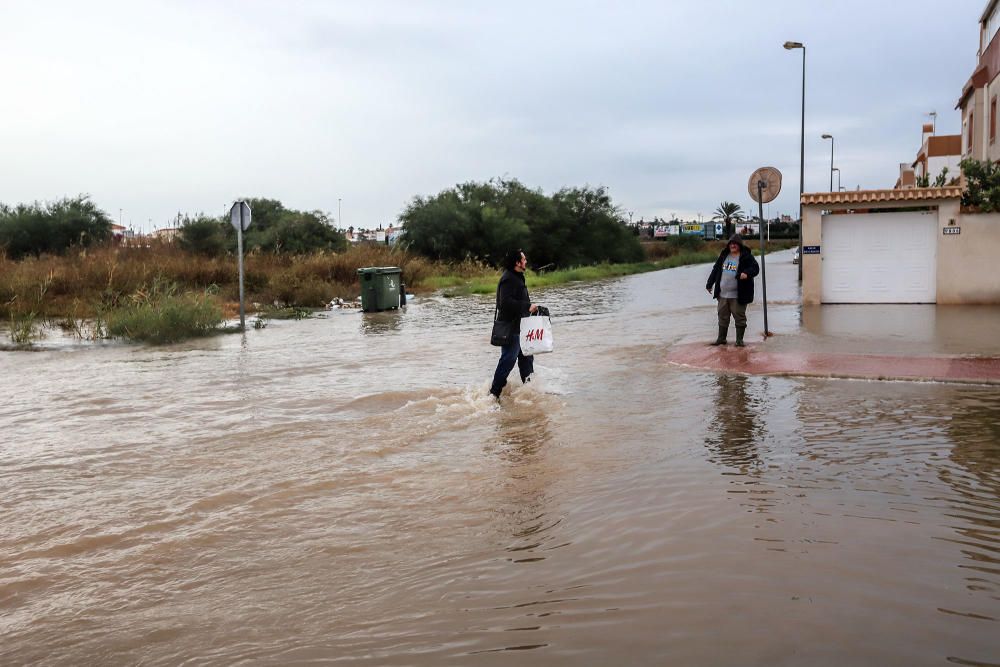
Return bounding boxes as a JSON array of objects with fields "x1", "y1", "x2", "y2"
[{"x1": 357, "y1": 266, "x2": 401, "y2": 274}]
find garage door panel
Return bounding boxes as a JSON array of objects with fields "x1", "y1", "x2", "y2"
[
  {"x1": 870, "y1": 224, "x2": 892, "y2": 252},
  {"x1": 869, "y1": 267, "x2": 891, "y2": 293},
  {"x1": 821, "y1": 211, "x2": 936, "y2": 303}
]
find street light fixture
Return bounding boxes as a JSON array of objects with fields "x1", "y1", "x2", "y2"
[
  {"x1": 784, "y1": 40, "x2": 805, "y2": 280},
  {"x1": 822, "y1": 133, "x2": 835, "y2": 191}
]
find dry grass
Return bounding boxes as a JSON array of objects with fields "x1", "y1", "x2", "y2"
[
  {"x1": 0, "y1": 243, "x2": 451, "y2": 319},
  {"x1": 0, "y1": 238, "x2": 799, "y2": 320}
]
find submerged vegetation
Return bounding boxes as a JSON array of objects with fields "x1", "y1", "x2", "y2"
[{"x1": 104, "y1": 280, "x2": 224, "y2": 344}]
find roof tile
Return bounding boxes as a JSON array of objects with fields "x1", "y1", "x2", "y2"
[{"x1": 801, "y1": 187, "x2": 963, "y2": 206}]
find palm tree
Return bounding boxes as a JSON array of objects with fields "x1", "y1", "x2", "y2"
[{"x1": 712, "y1": 202, "x2": 744, "y2": 239}]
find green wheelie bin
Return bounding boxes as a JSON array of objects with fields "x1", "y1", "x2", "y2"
[{"x1": 357, "y1": 266, "x2": 402, "y2": 312}]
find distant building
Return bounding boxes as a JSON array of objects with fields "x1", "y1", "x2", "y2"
[
  {"x1": 895, "y1": 123, "x2": 961, "y2": 188},
  {"x1": 109, "y1": 223, "x2": 137, "y2": 245},
  {"x1": 152, "y1": 227, "x2": 180, "y2": 242}
]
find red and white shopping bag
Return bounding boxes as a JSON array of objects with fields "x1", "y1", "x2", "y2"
[{"x1": 519, "y1": 315, "x2": 554, "y2": 355}]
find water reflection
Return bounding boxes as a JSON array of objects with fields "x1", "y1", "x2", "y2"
[
  {"x1": 704, "y1": 374, "x2": 762, "y2": 472},
  {"x1": 490, "y1": 397, "x2": 564, "y2": 561},
  {"x1": 493, "y1": 398, "x2": 554, "y2": 465},
  {"x1": 359, "y1": 310, "x2": 405, "y2": 335},
  {"x1": 943, "y1": 393, "x2": 1000, "y2": 595}
]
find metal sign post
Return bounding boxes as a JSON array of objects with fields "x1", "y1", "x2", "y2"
[
  {"x1": 748, "y1": 167, "x2": 782, "y2": 339},
  {"x1": 229, "y1": 201, "x2": 252, "y2": 330},
  {"x1": 757, "y1": 181, "x2": 769, "y2": 337}
]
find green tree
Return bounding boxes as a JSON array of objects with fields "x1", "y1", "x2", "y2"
[
  {"x1": 712, "y1": 201, "x2": 744, "y2": 239},
  {"x1": 544, "y1": 186, "x2": 642, "y2": 267},
  {"x1": 220, "y1": 198, "x2": 346, "y2": 254},
  {"x1": 253, "y1": 210, "x2": 346, "y2": 254},
  {"x1": 178, "y1": 215, "x2": 228, "y2": 256},
  {"x1": 0, "y1": 195, "x2": 111, "y2": 259},
  {"x1": 399, "y1": 179, "x2": 535, "y2": 264},
  {"x1": 399, "y1": 179, "x2": 641, "y2": 268}
]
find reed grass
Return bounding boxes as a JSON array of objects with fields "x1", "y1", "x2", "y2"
[
  {"x1": 8, "y1": 311, "x2": 42, "y2": 345},
  {"x1": 0, "y1": 243, "x2": 442, "y2": 319},
  {"x1": 104, "y1": 279, "x2": 224, "y2": 344}
]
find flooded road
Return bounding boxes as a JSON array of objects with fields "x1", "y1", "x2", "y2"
[{"x1": 2, "y1": 251, "x2": 999, "y2": 666}]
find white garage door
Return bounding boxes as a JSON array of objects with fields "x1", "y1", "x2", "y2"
[{"x1": 821, "y1": 211, "x2": 937, "y2": 303}]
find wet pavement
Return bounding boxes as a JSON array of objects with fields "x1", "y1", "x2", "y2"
[
  {"x1": 2, "y1": 249, "x2": 999, "y2": 666},
  {"x1": 667, "y1": 255, "x2": 1000, "y2": 384},
  {"x1": 667, "y1": 345, "x2": 1000, "y2": 384}
]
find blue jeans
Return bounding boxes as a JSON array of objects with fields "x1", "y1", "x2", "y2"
[{"x1": 490, "y1": 338, "x2": 534, "y2": 396}]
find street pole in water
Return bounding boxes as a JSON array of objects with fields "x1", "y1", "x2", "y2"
[
  {"x1": 237, "y1": 212, "x2": 245, "y2": 330},
  {"x1": 757, "y1": 181, "x2": 769, "y2": 337},
  {"x1": 229, "y1": 201, "x2": 252, "y2": 331}
]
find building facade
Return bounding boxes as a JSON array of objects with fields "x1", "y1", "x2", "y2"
[{"x1": 957, "y1": 0, "x2": 1000, "y2": 161}]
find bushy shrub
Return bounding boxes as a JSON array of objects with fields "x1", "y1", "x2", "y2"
[
  {"x1": 230, "y1": 198, "x2": 347, "y2": 254},
  {"x1": 960, "y1": 158, "x2": 1000, "y2": 211},
  {"x1": 105, "y1": 279, "x2": 223, "y2": 343},
  {"x1": 399, "y1": 178, "x2": 642, "y2": 268},
  {"x1": 178, "y1": 216, "x2": 229, "y2": 257}
]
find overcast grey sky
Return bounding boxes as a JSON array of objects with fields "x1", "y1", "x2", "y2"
[{"x1": 0, "y1": 1, "x2": 980, "y2": 232}]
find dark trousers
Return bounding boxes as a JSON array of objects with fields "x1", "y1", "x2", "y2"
[
  {"x1": 490, "y1": 338, "x2": 533, "y2": 396},
  {"x1": 717, "y1": 297, "x2": 748, "y2": 328}
]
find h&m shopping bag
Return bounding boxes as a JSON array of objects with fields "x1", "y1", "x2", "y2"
[{"x1": 519, "y1": 315, "x2": 553, "y2": 355}]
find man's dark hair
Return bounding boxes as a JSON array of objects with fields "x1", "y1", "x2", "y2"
[{"x1": 501, "y1": 248, "x2": 525, "y2": 271}]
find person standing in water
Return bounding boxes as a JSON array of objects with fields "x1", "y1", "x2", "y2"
[
  {"x1": 705, "y1": 234, "x2": 759, "y2": 347},
  {"x1": 490, "y1": 249, "x2": 538, "y2": 399}
]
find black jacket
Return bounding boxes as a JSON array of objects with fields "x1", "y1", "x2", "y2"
[
  {"x1": 496, "y1": 269, "x2": 531, "y2": 323},
  {"x1": 706, "y1": 245, "x2": 760, "y2": 305}
]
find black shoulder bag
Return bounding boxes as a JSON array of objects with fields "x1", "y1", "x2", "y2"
[{"x1": 490, "y1": 287, "x2": 515, "y2": 347}]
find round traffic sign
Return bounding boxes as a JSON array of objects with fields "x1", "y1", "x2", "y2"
[{"x1": 748, "y1": 167, "x2": 782, "y2": 204}]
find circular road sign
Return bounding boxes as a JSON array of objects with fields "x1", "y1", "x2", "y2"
[{"x1": 748, "y1": 167, "x2": 782, "y2": 204}]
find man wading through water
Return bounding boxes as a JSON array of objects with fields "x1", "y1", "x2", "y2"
[
  {"x1": 490, "y1": 249, "x2": 539, "y2": 400},
  {"x1": 706, "y1": 234, "x2": 759, "y2": 347}
]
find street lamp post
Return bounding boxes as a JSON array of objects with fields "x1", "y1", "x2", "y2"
[
  {"x1": 822, "y1": 133, "x2": 835, "y2": 191},
  {"x1": 832, "y1": 167, "x2": 841, "y2": 191},
  {"x1": 784, "y1": 40, "x2": 805, "y2": 281},
  {"x1": 338, "y1": 198, "x2": 342, "y2": 227}
]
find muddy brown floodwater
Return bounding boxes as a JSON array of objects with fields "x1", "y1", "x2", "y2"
[{"x1": 2, "y1": 251, "x2": 999, "y2": 666}]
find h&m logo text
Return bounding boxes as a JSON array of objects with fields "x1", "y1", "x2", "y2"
[{"x1": 524, "y1": 328, "x2": 545, "y2": 341}]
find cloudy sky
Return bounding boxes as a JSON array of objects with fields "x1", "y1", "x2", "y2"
[{"x1": 0, "y1": 1, "x2": 980, "y2": 232}]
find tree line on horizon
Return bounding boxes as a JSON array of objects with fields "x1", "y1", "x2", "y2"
[
  {"x1": 4, "y1": 178, "x2": 795, "y2": 266},
  {"x1": 0, "y1": 196, "x2": 348, "y2": 260}
]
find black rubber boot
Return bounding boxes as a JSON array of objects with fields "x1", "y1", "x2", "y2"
[
  {"x1": 735, "y1": 326, "x2": 746, "y2": 347},
  {"x1": 711, "y1": 326, "x2": 728, "y2": 346}
]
